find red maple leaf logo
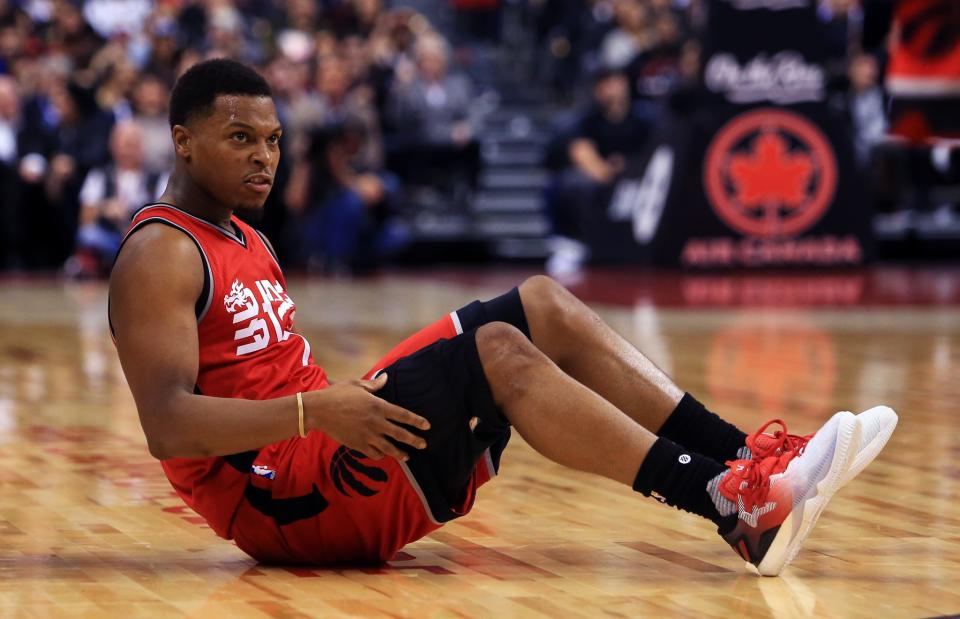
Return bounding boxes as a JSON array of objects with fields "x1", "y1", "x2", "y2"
[{"x1": 728, "y1": 132, "x2": 814, "y2": 209}]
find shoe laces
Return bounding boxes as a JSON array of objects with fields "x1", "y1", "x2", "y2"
[
  {"x1": 746, "y1": 418, "x2": 812, "y2": 462},
  {"x1": 722, "y1": 455, "x2": 780, "y2": 511}
]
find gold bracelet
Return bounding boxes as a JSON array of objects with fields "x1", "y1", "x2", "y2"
[{"x1": 297, "y1": 392, "x2": 307, "y2": 438}]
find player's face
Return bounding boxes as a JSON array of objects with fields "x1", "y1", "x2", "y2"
[{"x1": 189, "y1": 95, "x2": 282, "y2": 212}]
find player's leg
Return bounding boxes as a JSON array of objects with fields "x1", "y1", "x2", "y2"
[
  {"x1": 474, "y1": 321, "x2": 723, "y2": 493},
  {"x1": 514, "y1": 278, "x2": 897, "y2": 474},
  {"x1": 368, "y1": 321, "x2": 730, "y2": 527},
  {"x1": 487, "y1": 277, "x2": 897, "y2": 490},
  {"x1": 474, "y1": 321, "x2": 862, "y2": 575},
  {"x1": 462, "y1": 276, "x2": 749, "y2": 463}
]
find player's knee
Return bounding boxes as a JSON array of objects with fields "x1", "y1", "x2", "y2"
[
  {"x1": 520, "y1": 274, "x2": 589, "y2": 332},
  {"x1": 520, "y1": 275, "x2": 564, "y2": 304},
  {"x1": 476, "y1": 322, "x2": 542, "y2": 400},
  {"x1": 476, "y1": 321, "x2": 533, "y2": 362}
]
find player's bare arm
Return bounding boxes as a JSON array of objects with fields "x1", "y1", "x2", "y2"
[{"x1": 109, "y1": 224, "x2": 429, "y2": 461}]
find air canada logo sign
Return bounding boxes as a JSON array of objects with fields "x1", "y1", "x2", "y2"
[
  {"x1": 704, "y1": 108, "x2": 836, "y2": 238},
  {"x1": 682, "y1": 108, "x2": 860, "y2": 267}
]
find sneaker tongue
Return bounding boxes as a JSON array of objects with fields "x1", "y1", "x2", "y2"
[
  {"x1": 749, "y1": 430, "x2": 809, "y2": 460},
  {"x1": 749, "y1": 432, "x2": 781, "y2": 457}
]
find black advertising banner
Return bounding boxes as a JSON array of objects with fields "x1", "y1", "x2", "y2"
[{"x1": 590, "y1": 0, "x2": 872, "y2": 267}]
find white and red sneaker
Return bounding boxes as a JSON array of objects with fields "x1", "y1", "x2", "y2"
[
  {"x1": 748, "y1": 407, "x2": 898, "y2": 487},
  {"x1": 718, "y1": 411, "x2": 861, "y2": 576}
]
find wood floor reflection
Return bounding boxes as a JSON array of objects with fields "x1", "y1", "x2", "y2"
[{"x1": 0, "y1": 274, "x2": 957, "y2": 618}]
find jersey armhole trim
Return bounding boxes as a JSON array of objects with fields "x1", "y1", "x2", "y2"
[
  {"x1": 108, "y1": 218, "x2": 214, "y2": 337},
  {"x1": 253, "y1": 228, "x2": 281, "y2": 269}
]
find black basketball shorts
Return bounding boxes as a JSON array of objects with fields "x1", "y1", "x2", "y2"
[{"x1": 373, "y1": 329, "x2": 511, "y2": 524}]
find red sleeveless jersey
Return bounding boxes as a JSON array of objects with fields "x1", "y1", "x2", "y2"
[
  {"x1": 118, "y1": 203, "x2": 450, "y2": 563},
  {"x1": 119, "y1": 203, "x2": 327, "y2": 536}
]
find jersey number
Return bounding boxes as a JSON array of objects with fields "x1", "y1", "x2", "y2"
[{"x1": 226, "y1": 279, "x2": 295, "y2": 356}]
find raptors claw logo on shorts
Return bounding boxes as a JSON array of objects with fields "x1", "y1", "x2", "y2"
[
  {"x1": 329, "y1": 446, "x2": 389, "y2": 498},
  {"x1": 704, "y1": 108, "x2": 838, "y2": 238}
]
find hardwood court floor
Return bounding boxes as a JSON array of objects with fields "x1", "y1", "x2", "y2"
[{"x1": 0, "y1": 269, "x2": 958, "y2": 618}]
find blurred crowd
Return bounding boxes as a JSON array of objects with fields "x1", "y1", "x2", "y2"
[
  {"x1": 0, "y1": 0, "x2": 955, "y2": 277},
  {"x1": 0, "y1": 0, "x2": 482, "y2": 275}
]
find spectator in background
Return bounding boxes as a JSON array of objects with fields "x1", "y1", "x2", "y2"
[
  {"x1": 95, "y1": 56, "x2": 139, "y2": 120},
  {"x1": 312, "y1": 55, "x2": 383, "y2": 173},
  {"x1": 388, "y1": 33, "x2": 480, "y2": 198},
  {"x1": 205, "y1": 3, "x2": 261, "y2": 64},
  {"x1": 275, "y1": 0, "x2": 320, "y2": 65},
  {"x1": 848, "y1": 52, "x2": 886, "y2": 165},
  {"x1": 0, "y1": 75, "x2": 24, "y2": 269},
  {"x1": 570, "y1": 68, "x2": 653, "y2": 194},
  {"x1": 67, "y1": 120, "x2": 164, "y2": 277},
  {"x1": 288, "y1": 55, "x2": 403, "y2": 273},
  {"x1": 601, "y1": 0, "x2": 654, "y2": 70},
  {"x1": 43, "y1": 76, "x2": 115, "y2": 265},
  {"x1": 546, "y1": 68, "x2": 655, "y2": 276},
  {"x1": 265, "y1": 56, "x2": 312, "y2": 168},
  {"x1": 256, "y1": 55, "x2": 307, "y2": 261},
  {"x1": 10, "y1": 60, "x2": 62, "y2": 269},
  {"x1": 366, "y1": 9, "x2": 421, "y2": 130},
  {"x1": 818, "y1": 0, "x2": 861, "y2": 66},
  {"x1": 45, "y1": 0, "x2": 104, "y2": 70},
  {"x1": 0, "y1": 4, "x2": 31, "y2": 75},
  {"x1": 131, "y1": 73, "x2": 174, "y2": 175},
  {"x1": 625, "y1": 9, "x2": 686, "y2": 100},
  {"x1": 141, "y1": 16, "x2": 184, "y2": 85},
  {"x1": 342, "y1": 0, "x2": 383, "y2": 38},
  {"x1": 535, "y1": 0, "x2": 617, "y2": 102},
  {"x1": 82, "y1": 0, "x2": 153, "y2": 39},
  {"x1": 0, "y1": 77, "x2": 18, "y2": 165}
]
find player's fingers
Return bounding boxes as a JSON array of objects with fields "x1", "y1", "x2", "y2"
[
  {"x1": 359, "y1": 373, "x2": 388, "y2": 393},
  {"x1": 381, "y1": 420, "x2": 427, "y2": 450},
  {"x1": 377, "y1": 438, "x2": 409, "y2": 462},
  {"x1": 384, "y1": 404, "x2": 431, "y2": 431},
  {"x1": 364, "y1": 444, "x2": 385, "y2": 460}
]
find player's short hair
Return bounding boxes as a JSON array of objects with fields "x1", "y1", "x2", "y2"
[{"x1": 168, "y1": 58, "x2": 272, "y2": 128}]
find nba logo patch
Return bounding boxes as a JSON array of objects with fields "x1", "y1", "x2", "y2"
[{"x1": 251, "y1": 464, "x2": 276, "y2": 480}]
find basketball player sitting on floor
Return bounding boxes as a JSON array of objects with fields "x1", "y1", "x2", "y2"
[{"x1": 109, "y1": 59, "x2": 897, "y2": 576}]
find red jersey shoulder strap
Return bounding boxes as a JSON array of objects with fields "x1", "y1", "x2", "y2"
[
  {"x1": 112, "y1": 204, "x2": 215, "y2": 336},
  {"x1": 133, "y1": 202, "x2": 249, "y2": 247}
]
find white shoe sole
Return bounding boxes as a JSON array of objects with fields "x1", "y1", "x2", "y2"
[
  {"x1": 754, "y1": 411, "x2": 861, "y2": 577},
  {"x1": 840, "y1": 406, "x2": 898, "y2": 486}
]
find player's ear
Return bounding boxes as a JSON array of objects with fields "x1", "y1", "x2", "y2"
[{"x1": 171, "y1": 125, "x2": 192, "y2": 161}]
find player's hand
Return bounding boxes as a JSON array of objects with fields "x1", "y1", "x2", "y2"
[{"x1": 305, "y1": 374, "x2": 430, "y2": 462}]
